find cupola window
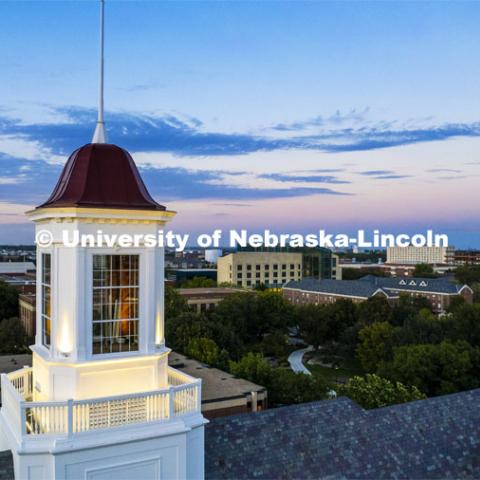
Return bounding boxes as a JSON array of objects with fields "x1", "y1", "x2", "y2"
[
  {"x1": 41, "y1": 253, "x2": 52, "y2": 348},
  {"x1": 92, "y1": 254, "x2": 140, "y2": 354}
]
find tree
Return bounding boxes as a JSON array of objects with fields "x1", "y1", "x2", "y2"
[
  {"x1": 267, "y1": 368, "x2": 328, "y2": 406},
  {"x1": 0, "y1": 280, "x2": 19, "y2": 321},
  {"x1": 445, "y1": 303, "x2": 480, "y2": 347},
  {"x1": 185, "y1": 337, "x2": 228, "y2": 368},
  {"x1": 0, "y1": 318, "x2": 28, "y2": 354},
  {"x1": 446, "y1": 295, "x2": 466, "y2": 313},
  {"x1": 259, "y1": 331, "x2": 289, "y2": 359},
  {"x1": 166, "y1": 311, "x2": 209, "y2": 352},
  {"x1": 378, "y1": 341, "x2": 480, "y2": 396},
  {"x1": 337, "y1": 374, "x2": 425, "y2": 409},
  {"x1": 165, "y1": 286, "x2": 188, "y2": 320},
  {"x1": 229, "y1": 352, "x2": 329, "y2": 406},
  {"x1": 389, "y1": 309, "x2": 446, "y2": 347},
  {"x1": 294, "y1": 300, "x2": 357, "y2": 348},
  {"x1": 413, "y1": 263, "x2": 438, "y2": 278},
  {"x1": 181, "y1": 277, "x2": 217, "y2": 288},
  {"x1": 357, "y1": 296, "x2": 392, "y2": 325},
  {"x1": 356, "y1": 322, "x2": 395, "y2": 372},
  {"x1": 229, "y1": 352, "x2": 273, "y2": 386},
  {"x1": 391, "y1": 294, "x2": 432, "y2": 326},
  {"x1": 454, "y1": 265, "x2": 480, "y2": 286},
  {"x1": 212, "y1": 291, "x2": 293, "y2": 345},
  {"x1": 294, "y1": 304, "x2": 331, "y2": 349},
  {"x1": 327, "y1": 300, "x2": 358, "y2": 341}
]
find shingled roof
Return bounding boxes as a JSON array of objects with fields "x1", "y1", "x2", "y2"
[
  {"x1": 206, "y1": 389, "x2": 480, "y2": 479},
  {"x1": 0, "y1": 451, "x2": 13, "y2": 480},
  {"x1": 285, "y1": 275, "x2": 470, "y2": 297},
  {"x1": 284, "y1": 278, "x2": 397, "y2": 299},
  {"x1": 359, "y1": 275, "x2": 470, "y2": 294}
]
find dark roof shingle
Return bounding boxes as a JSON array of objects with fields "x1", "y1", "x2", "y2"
[
  {"x1": 284, "y1": 276, "x2": 469, "y2": 297},
  {"x1": 206, "y1": 389, "x2": 480, "y2": 479}
]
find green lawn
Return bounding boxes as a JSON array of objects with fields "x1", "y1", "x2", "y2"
[{"x1": 305, "y1": 354, "x2": 364, "y2": 384}]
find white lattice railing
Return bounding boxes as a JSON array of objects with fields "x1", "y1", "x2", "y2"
[
  {"x1": 7, "y1": 367, "x2": 33, "y2": 400},
  {"x1": 1, "y1": 367, "x2": 201, "y2": 439}
]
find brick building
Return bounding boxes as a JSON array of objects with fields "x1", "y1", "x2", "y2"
[{"x1": 283, "y1": 276, "x2": 473, "y2": 313}]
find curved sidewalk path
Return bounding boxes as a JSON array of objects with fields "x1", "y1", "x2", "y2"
[{"x1": 288, "y1": 346, "x2": 314, "y2": 375}]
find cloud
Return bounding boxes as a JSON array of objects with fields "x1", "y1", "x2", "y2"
[
  {"x1": 140, "y1": 166, "x2": 349, "y2": 201},
  {"x1": 271, "y1": 108, "x2": 370, "y2": 131},
  {"x1": 372, "y1": 174, "x2": 411, "y2": 180},
  {"x1": 210, "y1": 203, "x2": 253, "y2": 207},
  {"x1": 356, "y1": 170, "x2": 411, "y2": 180},
  {"x1": 427, "y1": 168, "x2": 462, "y2": 173},
  {"x1": 2, "y1": 107, "x2": 480, "y2": 161},
  {"x1": 260, "y1": 173, "x2": 349, "y2": 184},
  {"x1": 0, "y1": 149, "x2": 348, "y2": 207},
  {"x1": 358, "y1": 170, "x2": 394, "y2": 176}
]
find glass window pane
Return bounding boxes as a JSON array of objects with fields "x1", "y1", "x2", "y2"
[
  {"x1": 41, "y1": 254, "x2": 52, "y2": 348},
  {"x1": 92, "y1": 255, "x2": 140, "y2": 355}
]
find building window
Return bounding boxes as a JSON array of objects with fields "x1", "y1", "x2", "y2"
[
  {"x1": 282, "y1": 264, "x2": 286, "y2": 270},
  {"x1": 247, "y1": 264, "x2": 252, "y2": 271},
  {"x1": 273, "y1": 264, "x2": 278, "y2": 270},
  {"x1": 265, "y1": 264, "x2": 270, "y2": 270},
  {"x1": 237, "y1": 264, "x2": 243, "y2": 271},
  {"x1": 41, "y1": 253, "x2": 52, "y2": 348},
  {"x1": 256, "y1": 264, "x2": 261, "y2": 270},
  {"x1": 92, "y1": 255, "x2": 139, "y2": 355}
]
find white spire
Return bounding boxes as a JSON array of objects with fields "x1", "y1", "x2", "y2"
[{"x1": 92, "y1": 0, "x2": 107, "y2": 143}]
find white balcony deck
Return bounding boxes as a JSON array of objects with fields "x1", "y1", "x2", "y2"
[{"x1": 1, "y1": 366, "x2": 201, "y2": 442}]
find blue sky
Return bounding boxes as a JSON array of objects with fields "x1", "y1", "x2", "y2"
[{"x1": 1, "y1": 1, "x2": 480, "y2": 246}]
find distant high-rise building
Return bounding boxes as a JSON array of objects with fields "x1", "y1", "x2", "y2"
[{"x1": 386, "y1": 246, "x2": 454, "y2": 265}]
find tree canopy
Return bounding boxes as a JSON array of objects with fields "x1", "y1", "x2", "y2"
[
  {"x1": 338, "y1": 374, "x2": 425, "y2": 409},
  {"x1": 0, "y1": 280, "x2": 19, "y2": 321}
]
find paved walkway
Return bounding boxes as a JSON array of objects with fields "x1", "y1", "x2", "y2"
[{"x1": 288, "y1": 346, "x2": 314, "y2": 375}]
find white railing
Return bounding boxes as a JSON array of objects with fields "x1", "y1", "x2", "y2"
[
  {"x1": 1, "y1": 367, "x2": 201, "y2": 439},
  {"x1": 7, "y1": 367, "x2": 33, "y2": 400}
]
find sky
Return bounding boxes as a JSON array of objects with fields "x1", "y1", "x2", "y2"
[{"x1": 0, "y1": 0, "x2": 480, "y2": 247}]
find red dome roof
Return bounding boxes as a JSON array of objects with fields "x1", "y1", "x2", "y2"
[{"x1": 38, "y1": 143, "x2": 165, "y2": 211}]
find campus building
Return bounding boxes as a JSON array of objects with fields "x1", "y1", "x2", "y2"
[
  {"x1": 451, "y1": 250, "x2": 480, "y2": 265},
  {"x1": 217, "y1": 247, "x2": 340, "y2": 289},
  {"x1": 386, "y1": 246, "x2": 454, "y2": 265},
  {"x1": 169, "y1": 352, "x2": 267, "y2": 419},
  {"x1": 177, "y1": 287, "x2": 245, "y2": 312},
  {"x1": 283, "y1": 276, "x2": 473, "y2": 313}
]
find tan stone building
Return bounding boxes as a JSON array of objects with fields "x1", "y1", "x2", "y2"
[
  {"x1": 218, "y1": 251, "x2": 303, "y2": 288},
  {"x1": 218, "y1": 250, "x2": 340, "y2": 289}
]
